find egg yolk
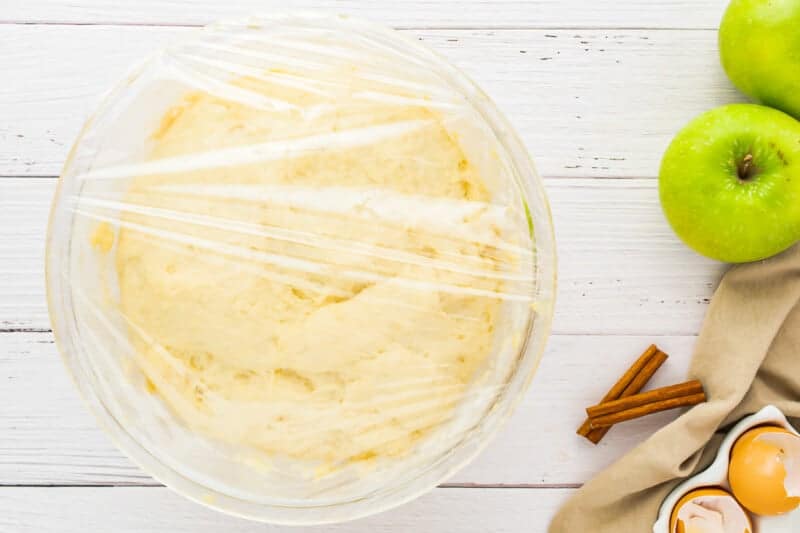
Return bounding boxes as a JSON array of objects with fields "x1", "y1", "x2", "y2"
[
  {"x1": 729, "y1": 425, "x2": 800, "y2": 516},
  {"x1": 669, "y1": 488, "x2": 752, "y2": 533}
]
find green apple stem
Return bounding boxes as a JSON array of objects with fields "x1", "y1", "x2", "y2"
[{"x1": 737, "y1": 153, "x2": 757, "y2": 181}]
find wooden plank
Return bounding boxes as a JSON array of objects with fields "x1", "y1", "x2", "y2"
[
  {"x1": 0, "y1": 25, "x2": 745, "y2": 178},
  {"x1": 0, "y1": 330, "x2": 696, "y2": 486},
  {"x1": 551, "y1": 179, "x2": 724, "y2": 336},
  {"x1": 2, "y1": 0, "x2": 729, "y2": 29},
  {"x1": 0, "y1": 178, "x2": 723, "y2": 334},
  {"x1": 0, "y1": 179, "x2": 52, "y2": 331},
  {"x1": 0, "y1": 486, "x2": 573, "y2": 532}
]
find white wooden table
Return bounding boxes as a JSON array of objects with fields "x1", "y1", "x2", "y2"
[{"x1": 0, "y1": 1, "x2": 736, "y2": 530}]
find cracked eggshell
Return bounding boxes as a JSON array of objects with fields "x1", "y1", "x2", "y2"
[
  {"x1": 729, "y1": 426, "x2": 800, "y2": 516},
  {"x1": 669, "y1": 488, "x2": 752, "y2": 533}
]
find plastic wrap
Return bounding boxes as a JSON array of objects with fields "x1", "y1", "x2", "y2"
[{"x1": 46, "y1": 13, "x2": 555, "y2": 524}]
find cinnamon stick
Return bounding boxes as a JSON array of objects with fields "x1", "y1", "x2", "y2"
[
  {"x1": 585, "y1": 349, "x2": 668, "y2": 444},
  {"x1": 586, "y1": 379, "x2": 704, "y2": 419},
  {"x1": 588, "y1": 392, "x2": 707, "y2": 429},
  {"x1": 576, "y1": 344, "x2": 664, "y2": 442}
]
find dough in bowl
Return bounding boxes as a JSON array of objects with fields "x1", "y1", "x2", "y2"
[{"x1": 112, "y1": 73, "x2": 518, "y2": 468}]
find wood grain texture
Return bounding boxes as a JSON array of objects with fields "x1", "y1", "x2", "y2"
[
  {"x1": 0, "y1": 178, "x2": 724, "y2": 334},
  {"x1": 0, "y1": 486, "x2": 573, "y2": 532},
  {"x1": 0, "y1": 331, "x2": 696, "y2": 486},
  {"x1": 0, "y1": 25, "x2": 745, "y2": 178},
  {"x1": 3, "y1": 0, "x2": 730, "y2": 29},
  {"x1": 0, "y1": 1, "x2": 736, "y2": 527}
]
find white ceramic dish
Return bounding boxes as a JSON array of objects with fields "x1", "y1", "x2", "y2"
[{"x1": 654, "y1": 405, "x2": 800, "y2": 532}]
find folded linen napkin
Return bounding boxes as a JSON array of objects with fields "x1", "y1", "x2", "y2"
[{"x1": 550, "y1": 244, "x2": 800, "y2": 532}]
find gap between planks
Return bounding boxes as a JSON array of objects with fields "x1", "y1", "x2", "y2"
[
  {"x1": 0, "y1": 20, "x2": 718, "y2": 31},
  {"x1": 0, "y1": 329, "x2": 699, "y2": 338},
  {"x1": 0, "y1": 175, "x2": 662, "y2": 181},
  {"x1": 0, "y1": 483, "x2": 580, "y2": 489}
]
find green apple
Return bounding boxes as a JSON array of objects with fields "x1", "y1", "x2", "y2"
[
  {"x1": 659, "y1": 104, "x2": 800, "y2": 263},
  {"x1": 720, "y1": 0, "x2": 800, "y2": 119}
]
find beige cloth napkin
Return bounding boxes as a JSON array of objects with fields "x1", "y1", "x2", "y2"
[{"x1": 549, "y1": 244, "x2": 800, "y2": 532}]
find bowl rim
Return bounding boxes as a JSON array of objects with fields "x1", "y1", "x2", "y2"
[{"x1": 45, "y1": 11, "x2": 557, "y2": 525}]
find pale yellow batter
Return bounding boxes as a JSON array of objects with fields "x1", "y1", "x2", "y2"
[{"x1": 112, "y1": 74, "x2": 511, "y2": 467}]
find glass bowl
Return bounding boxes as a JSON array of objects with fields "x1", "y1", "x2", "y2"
[{"x1": 46, "y1": 12, "x2": 556, "y2": 525}]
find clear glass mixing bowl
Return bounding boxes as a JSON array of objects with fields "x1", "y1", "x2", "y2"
[{"x1": 46, "y1": 13, "x2": 556, "y2": 525}]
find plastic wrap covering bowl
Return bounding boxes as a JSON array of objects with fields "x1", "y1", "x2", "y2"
[{"x1": 46, "y1": 13, "x2": 556, "y2": 525}]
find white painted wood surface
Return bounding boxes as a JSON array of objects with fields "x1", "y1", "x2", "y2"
[
  {"x1": 0, "y1": 487, "x2": 574, "y2": 532},
  {"x1": 1, "y1": 25, "x2": 745, "y2": 178},
  {"x1": 5, "y1": 0, "x2": 729, "y2": 29},
  {"x1": 0, "y1": 1, "x2": 738, "y2": 530},
  {"x1": 0, "y1": 178, "x2": 724, "y2": 334},
  {"x1": 0, "y1": 330, "x2": 697, "y2": 486}
]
